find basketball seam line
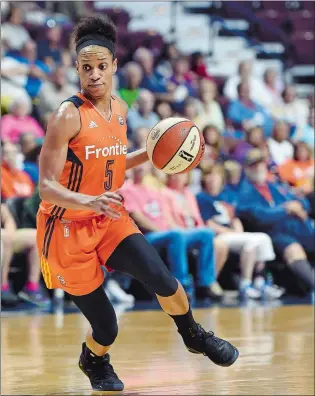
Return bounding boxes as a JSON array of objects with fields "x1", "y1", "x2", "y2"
[
  {"x1": 151, "y1": 120, "x2": 188, "y2": 167},
  {"x1": 161, "y1": 125, "x2": 197, "y2": 170}
]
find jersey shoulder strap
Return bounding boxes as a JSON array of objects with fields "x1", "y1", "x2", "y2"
[{"x1": 61, "y1": 95, "x2": 85, "y2": 109}]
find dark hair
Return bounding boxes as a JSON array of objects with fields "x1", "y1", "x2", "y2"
[
  {"x1": 24, "y1": 145, "x2": 42, "y2": 163},
  {"x1": 191, "y1": 51, "x2": 203, "y2": 70},
  {"x1": 72, "y1": 15, "x2": 117, "y2": 47}
]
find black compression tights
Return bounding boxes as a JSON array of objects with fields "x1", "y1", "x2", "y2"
[{"x1": 70, "y1": 233, "x2": 178, "y2": 346}]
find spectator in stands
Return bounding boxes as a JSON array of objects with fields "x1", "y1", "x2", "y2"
[
  {"x1": 292, "y1": 107, "x2": 314, "y2": 147},
  {"x1": 1, "y1": 40, "x2": 30, "y2": 111},
  {"x1": 237, "y1": 149, "x2": 315, "y2": 291},
  {"x1": 227, "y1": 82, "x2": 274, "y2": 137},
  {"x1": 134, "y1": 47, "x2": 168, "y2": 94},
  {"x1": 156, "y1": 42, "x2": 180, "y2": 79},
  {"x1": 119, "y1": 62, "x2": 143, "y2": 108},
  {"x1": 37, "y1": 26, "x2": 63, "y2": 68},
  {"x1": 121, "y1": 164, "x2": 223, "y2": 300},
  {"x1": 61, "y1": 42, "x2": 79, "y2": 86},
  {"x1": 197, "y1": 164, "x2": 283, "y2": 299},
  {"x1": 1, "y1": 97, "x2": 45, "y2": 144},
  {"x1": 1, "y1": 141, "x2": 34, "y2": 200},
  {"x1": 19, "y1": 133, "x2": 37, "y2": 157},
  {"x1": 1, "y1": 203, "x2": 49, "y2": 306},
  {"x1": 132, "y1": 127, "x2": 150, "y2": 151},
  {"x1": 223, "y1": 161, "x2": 245, "y2": 203},
  {"x1": 228, "y1": 126, "x2": 263, "y2": 164},
  {"x1": 183, "y1": 98, "x2": 200, "y2": 126},
  {"x1": 190, "y1": 51, "x2": 214, "y2": 81},
  {"x1": 23, "y1": 144, "x2": 42, "y2": 184},
  {"x1": 272, "y1": 85, "x2": 309, "y2": 138},
  {"x1": 165, "y1": 173, "x2": 229, "y2": 300},
  {"x1": 127, "y1": 89, "x2": 159, "y2": 137},
  {"x1": 167, "y1": 56, "x2": 198, "y2": 108},
  {"x1": 278, "y1": 142, "x2": 314, "y2": 195},
  {"x1": 223, "y1": 60, "x2": 267, "y2": 106},
  {"x1": 203, "y1": 124, "x2": 225, "y2": 162},
  {"x1": 195, "y1": 79, "x2": 225, "y2": 132},
  {"x1": 142, "y1": 164, "x2": 167, "y2": 191},
  {"x1": 267, "y1": 121, "x2": 293, "y2": 165},
  {"x1": 155, "y1": 101, "x2": 173, "y2": 120},
  {"x1": 1, "y1": 203, "x2": 17, "y2": 305},
  {"x1": 8, "y1": 40, "x2": 50, "y2": 99},
  {"x1": 37, "y1": 65, "x2": 77, "y2": 125},
  {"x1": 260, "y1": 67, "x2": 283, "y2": 109},
  {"x1": 1, "y1": 5, "x2": 30, "y2": 51},
  {"x1": 21, "y1": 186, "x2": 41, "y2": 229}
]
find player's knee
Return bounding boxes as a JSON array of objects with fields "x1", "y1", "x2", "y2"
[
  {"x1": 147, "y1": 261, "x2": 178, "y2": 297},
  {"x1": 93, "y1": 320, "x2": 118, "y2": 346}
]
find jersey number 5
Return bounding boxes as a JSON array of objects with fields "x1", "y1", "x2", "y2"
[{"x1": 104, "y1": 160, "x2": 114, "y2": 191}]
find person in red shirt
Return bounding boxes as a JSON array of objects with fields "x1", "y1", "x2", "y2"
[{"x1": 1, "y1": 141, "x2": 34, "y2": 200}]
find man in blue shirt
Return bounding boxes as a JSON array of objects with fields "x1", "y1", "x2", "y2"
[
  {"x1": 8, "y1": 40, "x2": 50, "y2": 99},
  {"x1": 237, "y1": 149, "x2": 315, "y2": 290}
]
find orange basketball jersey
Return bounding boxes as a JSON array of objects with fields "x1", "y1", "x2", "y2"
[{"x1": 40, "y1": 92, "x2": 128, "y2": 220}]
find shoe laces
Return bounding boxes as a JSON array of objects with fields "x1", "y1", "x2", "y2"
[
  {"x1": 191, "y1": 323, "x2": 218, "y2": 343},
  {"x1": 88, "y1": 355, "x2": 118, "y2": 382}
]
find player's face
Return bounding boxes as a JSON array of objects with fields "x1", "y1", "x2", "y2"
[{"x1": 77, "y1": 46, "x2": 117, "y2": 99}]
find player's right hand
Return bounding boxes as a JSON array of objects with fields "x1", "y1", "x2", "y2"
[{"x1": 88, "y1": 192, "x2": 123, "y2": 219}]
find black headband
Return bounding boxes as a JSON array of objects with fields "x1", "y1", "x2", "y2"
[{"x1": 76, "y1": 35, "x2": 116, "y2": 56}]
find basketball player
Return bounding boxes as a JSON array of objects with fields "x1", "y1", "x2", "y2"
[{"x1": 37, "y1": 16, "x2": 239, "y2": 391}]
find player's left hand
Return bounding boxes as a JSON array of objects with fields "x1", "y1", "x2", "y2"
[{"x1": 88, "y1": 192, "x2": 123, "y2": 219}]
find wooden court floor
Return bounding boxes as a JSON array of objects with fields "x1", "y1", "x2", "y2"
[{"x1": 1, "y1": 304, "x2": 314, "y2": 395}]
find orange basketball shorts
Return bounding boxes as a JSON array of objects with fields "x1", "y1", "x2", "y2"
[{"x1": 36, "y1": 210, "x2": 141, "y2": 296}]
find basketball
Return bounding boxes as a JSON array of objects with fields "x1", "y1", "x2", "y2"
[{"x1": 146, "y1": 117, "x2": 205, "y2": 174}]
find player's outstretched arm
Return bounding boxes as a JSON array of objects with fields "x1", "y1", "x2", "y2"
[
  {"x1": 126, "y1": 147, "x2": 149, "y2": 170},
  {"x1": 39, "y1": 103, "x2": 122, "y2": 217}
]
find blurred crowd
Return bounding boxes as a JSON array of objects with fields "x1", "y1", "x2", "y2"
[{"x1": 1, "y1": 3, "x2": 314, "y2": 307}]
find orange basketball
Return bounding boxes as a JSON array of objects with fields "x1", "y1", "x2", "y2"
[{"x1": 146, "y1": 117, "x2": 205, "y2": 174}]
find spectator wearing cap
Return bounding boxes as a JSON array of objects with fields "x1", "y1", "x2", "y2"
[
  {"x1": 223, "y1": 161, "x2": 247, "y2": 204},
  {"x1": 278, "y1": 142, "x2": 314, "y2": 195},
  {"x1": 37, "y1": 66, "x2": 78, "y2": 125},
  {"x1": 267, "y1": 121, "x2": 294, "y2": 165},
  {"x1": 196, "y1": 164, "x2": 283, "y2": 300},
  {"x1": 1, "y1": 97, "x2": 45, "y2": 144},
  {"x1": 1, "y1": 5, "x2": 30, "y2": 51},
  {"x1": 1, "y1": 141, "x2": 34, "y2": 200},
  {"x1": 118, "y1": 62, "x2": 143, "y2": 108},
  {"x1": 227, "y1": 82, "x2": 274, "y2": 138},
  {"x1": 237, "y1": 149, "x2": 315, "y2": 291},
  {"x1": 127, "y1": 89, "x2": 160, "y2": 137}
]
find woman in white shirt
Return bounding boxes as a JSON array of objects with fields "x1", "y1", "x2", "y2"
[{"x1": 267, "y1": 121, "x2": 294, "y2": 165}]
